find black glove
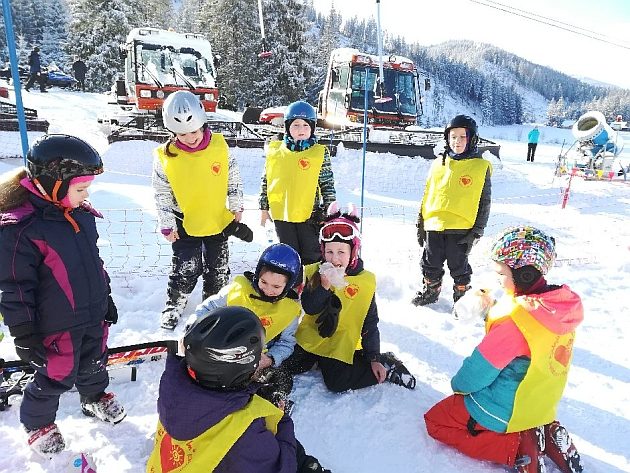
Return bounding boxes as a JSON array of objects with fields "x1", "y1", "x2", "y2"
[
  {"x1": 223, "y1": 220, "x2": 254, "y2": 242},
  {"x1": 416, "y1": 215, "x2": 426, "y2": 247},
  {"x1": 316, "y1": 294, "x2": 341, "y2": 338},
  {"x1": 105, "y1": 295, "x2": 118, "y2": 325},
  {"x1": 10, "y1": 324, "x2": 46, "y2": 367},
  {"x1": 310, "y1": 206, "x2": 327, "y2": 226},
  {"x1": 458, "y1": 231, "x2": 481, "y2": 256}
]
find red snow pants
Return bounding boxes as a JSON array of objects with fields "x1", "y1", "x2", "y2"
[{"x1": 424, "y1": 394, "x2": 520, "y2": 467}]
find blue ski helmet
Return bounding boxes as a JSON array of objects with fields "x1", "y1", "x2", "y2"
[
  {"x1": 284, "y1": 101, "x2": 317, "y2": 137},
  {"x1": 253, "y1": 243, "x2": 302, "y2": 301},
  {"x1": 444, "y1": 114, "x2": 479, "y2": 154}
]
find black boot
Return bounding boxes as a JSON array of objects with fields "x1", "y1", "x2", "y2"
[
  {"x1": 453, "y1": 284, "x2": 471, "y2": 303},
  {"x1": 160, "y1": 290, "x2": 189, "y2": 330},
  {"x1": 411, "y1": 278, "x2": 442, "y2": 306},
  {"x1": 379, "y1": 352, "x2": 416, "y2": 389}
]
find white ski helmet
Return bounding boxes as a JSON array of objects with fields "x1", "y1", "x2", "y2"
[{"x1": 162, "y1": 90, "x2": 207, "y2": 134}]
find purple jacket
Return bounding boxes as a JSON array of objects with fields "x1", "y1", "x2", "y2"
[
  {"x1": 0, "y1": 195, "x2": 109, "y2": 335},
  {"x1": 157, "y1": 354, "x2": 297, "y2": 473}
]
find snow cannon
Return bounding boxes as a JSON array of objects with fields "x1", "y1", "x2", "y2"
[{"x1": 572, "y1": 111, "x2": 624, "y2": 158}]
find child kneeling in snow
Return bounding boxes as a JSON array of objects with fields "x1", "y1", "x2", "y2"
[
  {"x1": 424, "y1": 226, "x2": 584, "y2": 473},
  {"x1": 282, "y1": 202, "x2": 416, "y2": 392},
  {"x1": 192, "y1": 243, "x2": 303, "y2": 410},
  {"x1": 146, "y1": 306, "x2": 330, "y2": 473}
]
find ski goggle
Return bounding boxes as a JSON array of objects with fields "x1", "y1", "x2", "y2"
[{"x1": 319, "y1": 221, "x2": 359, "y2": 242}]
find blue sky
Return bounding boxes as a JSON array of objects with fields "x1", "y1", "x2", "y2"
[{"x1": 312, "y1": 0, "x2": 630, "y2": 89}]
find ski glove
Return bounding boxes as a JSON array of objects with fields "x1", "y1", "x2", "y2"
[
  {"x1": 416, "y1": 214, "x2": 426, "y2": 247},
  {"x1": 223, "y1": 220, "x2": 254, "y2": 242},
  {"x1": 458, "y1": 231, "x2": 481, "y2": 256},
  {"x1": 10, "y1": 323, "x2": 46, "y2": 367},
  {"x1": 105, "y1": 295, "x2": 118, "y2": 325},
  {"x1": 316, "y1": 294, "x2": 342, "y2": 338}
]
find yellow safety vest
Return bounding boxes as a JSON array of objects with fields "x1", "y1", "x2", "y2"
[
  {"x1": 226, "y1": 275, "x2": 300, "y2": 341},
  {"x1": 421, "y1": 157, "x2": 491, "y2": 231},
  {"x1": 155, "y1": 134, "x2": 234, "y2": 236},
  {"x1": 296, "y1": 263, "x2": 376, "y2": 364},
  {"x1": 485, "y1": 297, "x2": 574, "y2": 433},
  {"x1": 146, "y1": 394, "x2": 283, "y2": 473},
  {"x1": 265, "y1": 141, "x2": 325, "y2": 222}
]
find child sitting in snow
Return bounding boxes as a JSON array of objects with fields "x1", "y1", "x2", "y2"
[
  {"x1": 191, "y1": 243, "x2": 303, "y2": 409},
  {"x1": 0, "y1": 135, "x2": 125, "y2": 458},
  {"x1": 146, "y1": 306, "x2": 330, "y2": 473},
  {"x1": 424, "y1": 226, "x2": 584, "y2": 473},
  {"x1": 282, "y1": 202, "x2": 416, "y2": 392}
]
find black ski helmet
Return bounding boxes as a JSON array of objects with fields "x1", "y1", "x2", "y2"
[
  {"x1": 26, "y1": 134, "x2": 103, "y2": 201},
  {"x1": 252, "y1": 243, "x2": 302, "y2": 301},
  {"x1": 444, "y1": 115, "x2": 479, "y2": 154},
  {"x1": 184, "y1": 306, "x2": 265, "y2": 390}
]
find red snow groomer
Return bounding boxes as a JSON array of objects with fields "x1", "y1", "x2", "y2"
[{"x1": 100, "y1": 28, "x2": 221, "y2": 142}]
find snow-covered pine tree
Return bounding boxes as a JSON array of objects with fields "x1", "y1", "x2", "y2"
[
  {"x1": 66, "y1": 0, "x2": 132, "y2": 92},
  {"x1": 176, "y1": 0, "x2": 206, "y2": 34},
  {"x1": 199, "y1": 0, "x2": 260, "y2": 110},
  {"x1": 317, "y1": 2, "x2": 341, "y2": 71},
  {"x1": 260, "y1": 0, "x2": 315, "y2": 106},
  {"x1": 41, "y1": 0, "x2": 70, "y2": 70}
]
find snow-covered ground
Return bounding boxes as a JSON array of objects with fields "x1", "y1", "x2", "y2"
[{"x1": 1, "y1": 89, "x2": 629, "y2": 472}]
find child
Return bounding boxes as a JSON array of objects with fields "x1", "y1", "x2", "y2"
[
  {"x1": 146, "y1": 306, "x2": 330, "y2": 473},
  {"x1": 283, "y1": 202, "x2": 416, "y2": 393},
  {"x1": 192, "y1": 243, "x2": 303, "y2": 406},
  {"x1": 153, "y1": 90, "x2": 253, "y2": 330},
  {"x1": 0, "y1": 135, "x2": 125, "y2": 457},
  {"x1": 424, "y1": 226, "x2": 584, "y2": 473},
  {"x1": 413, "y1": 114, "x2": 492, "y2": 306},
  {"x1": 259, "y1": 100, "x2": 336, "y2": 266}
]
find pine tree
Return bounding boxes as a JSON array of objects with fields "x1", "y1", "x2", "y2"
[
  {"x1": 67, "y1": 0, "x2": 132, "y2": 91},
  {"x1": 41, "y1": 0, "x2": 70, "y2": 70}
]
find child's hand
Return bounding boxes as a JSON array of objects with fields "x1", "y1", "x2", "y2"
[
  {"x1": 371, "y1": 361, "x2": 387, "y2": 383},
  {"x1": 259, "y1": 353, "x2": 274, "y2": 370},
  {"x1": 319, "y1": 272, "x2": 332, "y2": 290},
  {"x1": 233, "y1": 210, "x2": 243, "y2": 222},
  {"x1": 260, "y1": 210, "x2": 271, "y2": 226},
  {"x1": 164, "y1": 230, "x2": 179, "y2": 243}
]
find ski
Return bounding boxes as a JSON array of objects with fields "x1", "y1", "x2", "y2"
[{"x1": 1, "y1": 340, "x2": 173, "y2": 410}]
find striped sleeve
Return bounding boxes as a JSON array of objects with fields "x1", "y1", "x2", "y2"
[{"x1": 317, "y1": 147, "x2": 336, "y2": 209}]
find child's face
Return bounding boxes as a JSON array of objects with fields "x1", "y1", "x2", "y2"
[
  {"x1": 493, "y1": 261, "x2": 515, "y2": 294},
  {"x1": 258, "y1": 270, "x2": 289, "y2": 298},
  {"x1": 288, "y1": 119, "x2": 312, "y2": 141},
  {"x1": 66, "y1": 180, "x2": 92, "y2": 208},
  {"x1": 448, "y1": 127, "x2": 469, "y2": 154},
  {"x1": 324, "y1": 241, "x2": 351, "y2": 272},
  {"x1": 176, "y1": 128, "x2": 204, "y2": 148}
]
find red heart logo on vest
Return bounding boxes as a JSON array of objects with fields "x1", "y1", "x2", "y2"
[
  {"x1": 260, "y1": 316, "x2": 272, "y2": 327},
  {"x1": 160, "y1": 432, "x2": 186, "y2": 472},
  {"x1": 460, "y1": 175, "x2": 472, "y2": 187},
  {"x1": 211, "y1": 162, "x2": 221, "y2": 175},
  {"x1": 345, "y1": 284, "x2": 359, "y2": 299},
  {"x1": 554, "y1": 344, "x2": 571, "y2": 367},
  {"x1": 298, "y1": 158, "x2": 310, "y2": 170}
]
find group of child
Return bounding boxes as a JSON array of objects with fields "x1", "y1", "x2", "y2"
[{"x1": 0, "y1": 90, "x2": 584, "y2": 473}]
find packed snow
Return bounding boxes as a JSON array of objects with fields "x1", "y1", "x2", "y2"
[{"x1": 1, "y1": 89, "x2": 629, "y2": 472}]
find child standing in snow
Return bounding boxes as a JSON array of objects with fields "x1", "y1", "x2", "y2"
[
  {"x1": 191, "y1": 243, "x2": 303, "y2": 407},
  {"x1": 0, "y1": 135, "x2": 125, "y2": 457},
  {"x1": 283, "y1": 202, "x2": 416, "y2": 392},
  {"x1": 412, "y1": 114, "x2": 492, "y2": 306},
  {"x1": 424, "y1": 226, "x2": 584, "y2": 473},
  {"x1": 259, "y1": 100, "x2": 336, "y2": 266},
  {"x1": 153, "y1": 90, "x2": 253, "y2": 330},
  {"x1": 146, "y1": 306, "x2": 331, "y2": 473}
]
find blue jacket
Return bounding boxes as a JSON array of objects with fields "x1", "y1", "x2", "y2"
[
  {"x1": 0, "y1": 195, "x2": 109, "y2": 336},
  {"x1": 528, "y1": 128, "x2": 540, "y2": 144},
  {"x1": 157, "y1": 353, "x2": 298, "y2": 473}
]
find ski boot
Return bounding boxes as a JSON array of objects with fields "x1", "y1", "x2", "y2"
[
  {"x1": 160, "y1": 291, "x2": 189, "y2": 330},
  {"x1": 81, "y1": 392, "x2": 126, "y2": 424},
  {"x1": 379, "y1": 352, "x2": 416, "y2": 389},
  {"x1": 411, "y1": 278, "x2": 442, "y2": 306},
  {"x1": 26, "y1": 423, "x2": 65, "y2": 458},
  {"x1": 515, "y1": 426, "x2": 546, "y2": 473},
  {"x1": 453, "y1": 283, "x2": 471, "y2": 303},
  {"x1": 544, "y1": 421, "x2": 584, "y2": 473}
]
